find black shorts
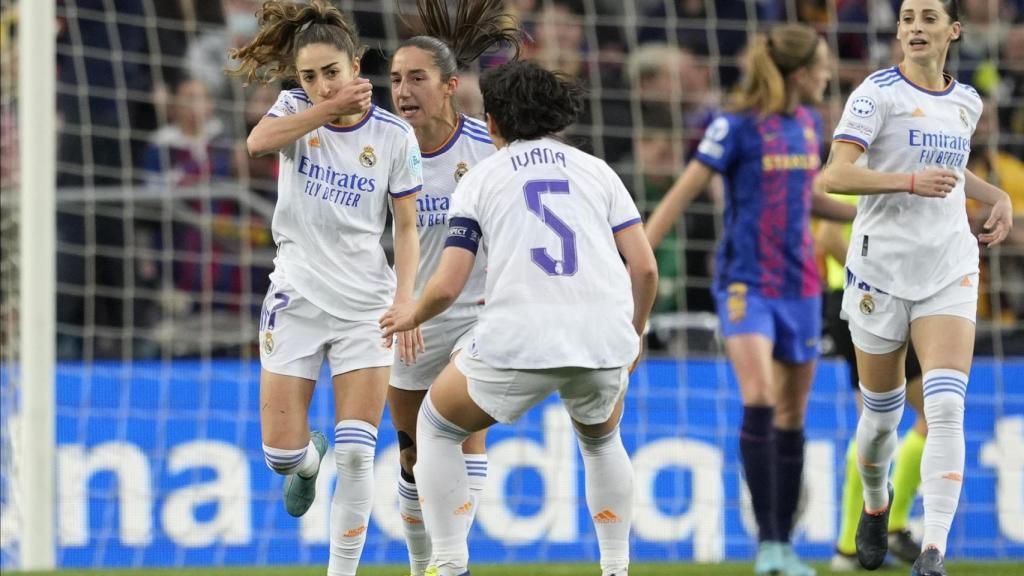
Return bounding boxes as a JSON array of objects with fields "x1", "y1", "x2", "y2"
[{"x1": 824, "y1": 289, "x2": 921, "y2": 388}]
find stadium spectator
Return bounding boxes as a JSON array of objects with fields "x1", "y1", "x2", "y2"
[
  {"x1": 646, "y1": 23, "x2": 855, "y2": 576},
  {"x1": 385, "y1": 1, "x2": 522, "y2": 574},
  {"x1": 817, "y1": 0, "x2": 1014, "y2": 572},
  {"x1": 227, "y1": 2, "x2": 421, "y2": 575},
  {"x1": 381, "y1": 58, "x2": 657, "y2": 576}
]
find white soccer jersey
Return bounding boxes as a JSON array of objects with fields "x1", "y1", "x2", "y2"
[
  {"x1": 416, "y1": 114, "x2": 493, "y2": 307},
  {"x1": 833, "y1": 66, "x2": 981, "y2": 301},
  {"x1": 266, "y1": 89, "x2": 423, "y2": 320},
  {"x1": 447, "y1": 137, "x2": 643, "y2": 369}
]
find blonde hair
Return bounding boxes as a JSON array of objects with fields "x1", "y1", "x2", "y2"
[
  {"x1": 728, "y1": 24, "x2": 820, "y2": 115},
  {"x1": 226, "y1": 0, "x2": 363, "y2": 85}
]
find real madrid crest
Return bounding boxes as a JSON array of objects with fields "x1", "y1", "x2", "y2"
[
  {"x1": 263, "y1": 331, "x2": 274, "y2": 355},
  {"x1": 454, "y1": 161, "x2": 469, "y2": 183},
  {"x1": 359, "y1": 145, "x2": 377, "y2": 168},
  {"x1": 859, "y1": 293, "x2": 875, "y2": 315}
]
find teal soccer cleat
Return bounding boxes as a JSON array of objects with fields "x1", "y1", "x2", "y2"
[
  {"x1": 755, "y1": 541, "x2": 785, "y2": 575},
  {"x1": 283, "y1": 430, "x2": 328, "y2": 517}
]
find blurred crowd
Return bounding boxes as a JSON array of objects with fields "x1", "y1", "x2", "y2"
[{"x1": 0, "y1": 0, "x2": 1021, "y2": 359}]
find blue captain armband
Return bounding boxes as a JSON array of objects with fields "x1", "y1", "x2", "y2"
[{"x1": 446, "y1": 217, "x2": 482, "y2": 254}]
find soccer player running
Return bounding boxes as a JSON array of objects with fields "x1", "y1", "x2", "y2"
[
  {"x1": 818, "y1": 208, "x2": 930, "y2": 571},
  {"x1": 381, "y1": 60, "x2": 658, "y2": 576},
  {"x1": 386, "y1": 1, "x2": 521, "y2": 575},
  {"x1": 645, "y1": 23, "x2": 855, "y2": 576},
  {"x1": 228, "y1": 2, "x2": 423, "y2": 574},
  {"x1": 816, "y1": 1, "x2": 1013, "y2": 574}
]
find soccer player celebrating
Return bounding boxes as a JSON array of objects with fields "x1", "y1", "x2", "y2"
[
  {"x1": 645, "y1": 23, "x2": 855, "y2": 576},
  {"x1": 228, "y1": 2, "x2": 423, "y2": 574},
  {"x1": 381, "y1": 60, "x2": 658, "y2": 576},
  {"x1": 386, "y1": 1, "x2": 521, "y2": 574},
  {"x1": 816, "y1": 1, "x2": 1013, "y2": 574}
]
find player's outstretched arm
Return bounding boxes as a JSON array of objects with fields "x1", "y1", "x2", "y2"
[
  {"x1": 380, "y1": 246, "x2": 475, "y2": 340},
  {"x1": 644, "y1": 160, "x2": 715, "y2": 249},
  {"x1": 815, "y1": 220, "x2": 849, "y2": 267},
  {"x1": 964, "y1": 169, "x2": 1013, "y2": 246},
  {"x1": 246, "y1": 78, "x2": 373, "y2": 157},
  {"x1": 817, "y1": 141, "x2": 957, "y2": 198},
  {"x1": 615, "y1": 223, "x2": 659, "y2": 338}
]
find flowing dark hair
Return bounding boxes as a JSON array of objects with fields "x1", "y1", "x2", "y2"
[
  {"x1": 480, "y1": 60, "x2": 583, "y2": 142},
  {"x1": 226, "y1": 0, "x2": 364, "y2": 85},
  {"x1": 396, "y1": 0, "x2": 523, "y2": 81}
]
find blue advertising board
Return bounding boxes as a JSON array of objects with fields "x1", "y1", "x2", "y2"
[{"x1": 1, "y1": 358, "x2": 1021, "y2": 569}]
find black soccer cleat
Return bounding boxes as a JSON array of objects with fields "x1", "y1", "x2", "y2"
[
  {"x1": 911, "y1": 547, "x2": 947, "y2": 576},
  {"x1": 856, "y1": 483, "x2": 894, "y2": 570},
  {"x1": 888, "y1": 528, "x2": 922, "y2": 564}
]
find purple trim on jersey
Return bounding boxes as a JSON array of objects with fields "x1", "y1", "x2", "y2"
[
  {"x1": 323, "y1": 104, "x2": 374, "y2": 132},
  {"x1": 372, "y1": 108, "x2": 412, "y2": 133},
  {"x1": 422, "y1": 115, "x2": 464, "y2": 158},
  {"x1": 757, "y1": 116, "x2": 788, "y2": 298},
  {"x1": 834, "y1": 134, "x2": 868, "y2": 150},
  {"x1": 612, "y1": 217, "x2": 642, "y2": 233},
  {"x1": 265, "y1": 112, "x2": 279, "y2": 118},
  {"x1": 895, "y1": 66, "x2": 956, "y2": 96},
  {"x1": 289, "y1": 89, "x2": 312, "y2": 104},
  {"x1": 390, "y1": 184, "x2": 421, "y2": 199}
]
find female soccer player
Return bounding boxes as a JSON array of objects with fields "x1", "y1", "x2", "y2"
[
  {"x1": 645, "y1": 23, "x2": 855, "y2": 576},
  {"x1": 817, "y1": 1, "x2": 1013, "y2": 574},
  {"x1": 381, "y1": 60, "x2": 658, "y2": 576},
  {"x1": 228, "y1": 2, "x2": 422, "y2": 574},
  {"x1": 386, "y1": 1, "x2": 520, "y2": 574}
]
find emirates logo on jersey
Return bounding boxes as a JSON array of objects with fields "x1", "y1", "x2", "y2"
[
  {"x1": 454, "y1": 161, "x2": 469, "y2": 183},
  {"x1": 359, "y1": 146, "x2": 377, "y2": 168}
]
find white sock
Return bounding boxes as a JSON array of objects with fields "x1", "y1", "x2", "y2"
[
  {"x1": 414, "y1": 395, "x2": 471, "y2": 576},
  {"x1": 464, "y1": 453, "x2": 488, "y2": 527},
  {"x1": 262, "y1": 438, "x2": 320, "y2": 477},
  {"x1": 856, "y1": 381, "x2": 906, "y2": 512},
  {"x1": 399, "y1": 475, "x2": 431, "y2": 575},
  {"x1": 920, "y1": 369, "x2": 967, "y2": 556},
  {"x1": 577, "y1": 427, "x2": 633, "y2": 576},
  {"x1": 327, "y1": 420, "x2": 378, "y2": 576}
]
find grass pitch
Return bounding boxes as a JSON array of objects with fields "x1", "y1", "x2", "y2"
[{"x1": 19, "y1": 562, "x2": 1024, "y2": 576}]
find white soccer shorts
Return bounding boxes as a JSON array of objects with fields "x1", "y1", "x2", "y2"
[
  {"x1": 390, "y1": 304, "x2": 481, "y2": 391},
  {"x1": 455, "y1": 345, "x2": 629, "y2": 425},
  {"x1": 258, "y1": 277, "x2": 393, "y2": 380},
  {"x1": 842, "y1": 271, "x2": 978, "y2": 355}
]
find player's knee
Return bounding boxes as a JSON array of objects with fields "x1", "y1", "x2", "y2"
[
  {"x1": 398, "y1": 443, "x2": 418, "y2": 475},
  {"x1": 334, "y1": 441, "x2": 375, "y2": 472},
  {"x1": 923, "y1": 393, "x2": 964, "y2": 431},
  {"x1": 574, "y1": 426, "x2": 619, "y2": 456}
]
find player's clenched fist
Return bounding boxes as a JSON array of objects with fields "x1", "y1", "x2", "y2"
[
  {"x1": 325, "y1": 77, "x2": 373, "y2": 119},
  {"x1": 909, "y1": 168, "x2": 958, "y2": 198}
]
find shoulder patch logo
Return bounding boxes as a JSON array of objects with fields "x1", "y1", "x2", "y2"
[
  {"x1": 454, "y1": 161, "x2": 469, "y2": 183},
  {"x1": 850, "y1": 96, "x2": 877, "y2": 118},
  {"x1": 959, "y1": 107, "x2": 969, "y2": 129},
  {"x1": 359, "y1": 145, "x2": 377, "y2": 168}
]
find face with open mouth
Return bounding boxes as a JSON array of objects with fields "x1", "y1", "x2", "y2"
[
  {"x1": 897, "y1": 0, "x2": 961, "y2": 65},
  {"x1": 390, "y1": 46, "x2": 457, "y2": 130}
]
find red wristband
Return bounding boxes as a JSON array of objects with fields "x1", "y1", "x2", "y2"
[{"x1": 909, "y1": 173, "x2": 915, "y2": 195}]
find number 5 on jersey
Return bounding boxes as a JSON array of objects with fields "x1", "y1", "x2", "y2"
[{"x1": 523, "y1": 179, "x2": 577, "y2": 277}]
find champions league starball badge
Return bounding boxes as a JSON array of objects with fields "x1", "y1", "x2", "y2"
[
  {"x1": 454, "y1": 161, "x2": 468, "y2": 182},
  {"x1": 859, "y1": 293, "x2": 875, "y2": 315},
  {"x1": 359, "y1": 145, "x2": 377, "y2": 168}
]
